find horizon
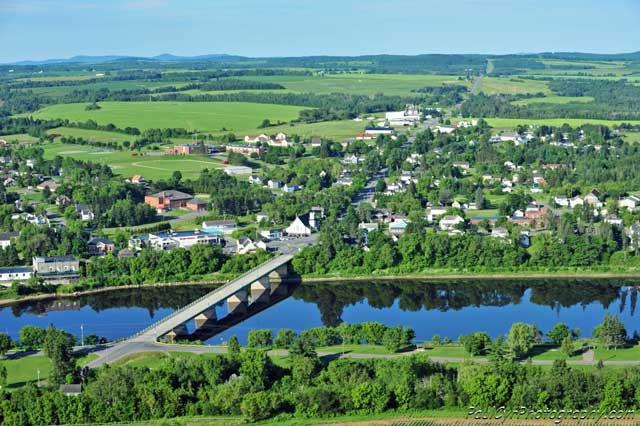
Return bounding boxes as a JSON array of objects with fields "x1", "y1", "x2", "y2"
[{"x1": 1, "y1": 0, "x2": 639, "y2": 64}]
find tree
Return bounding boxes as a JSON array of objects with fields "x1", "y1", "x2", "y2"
[
  {"x1": 594, "y1": 314, "x2": 627, "y2": 349},
  {"x1": 474, "y1": 188, "x2": 486, "y2": 209},
  {"x1": 247, "y1": 329, "x2": 273, "y2": 348},
  {"x1": 351, "y1": 381, "x2": 390, "y2": 413},
  {"x1": 459, "y1": 332, "x2": 491, "y2": 356},
  {"x1": 274, "y1": 329, "x2": 297, "y2": 349},
  {"x1": 560, "y1": 336, "x2": 575, "y2": 357},
  {"x1": 42, "y1": 326, "x2": 76, "y2": 385},
  {"x1": 19, "y1": 325, "x2": 46, "y2": 349},
  {"x1": 382, "y1": 326, "x2": 412, "y2": 353},
  {"x1": 0, "y1": 364, "x2": 6, "y2": 390},
  {"x1": 547, "y1": 322, "x2": 571, "y2": 346},
  {"x1": 0, "y1": 333, "x2": 11, "y2": 356},
  {"x1": 507, "y1": 323, "x2": 541, "y2": 359},
  {"x1": 227, "y1": 335, "x2": 241, "y2": 361}
]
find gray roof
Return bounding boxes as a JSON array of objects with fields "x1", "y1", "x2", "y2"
[
  {"x1": 33, "y1": 255, "x2": 78, "y2": 263},
  {"x1": 0, "y1": 231, "x2": 19, "y2": 241},
  {"x1": 150, "y1": 190, "x2": 193, "y2": 201}
]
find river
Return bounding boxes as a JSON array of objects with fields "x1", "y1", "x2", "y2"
[{"x1": 1, "y1": 278, "x2": 638, "y2": 344}]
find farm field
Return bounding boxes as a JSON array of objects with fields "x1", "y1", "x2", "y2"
[
  {"x1": 476, "y1": 76, "x2": 551, "y2": 95},
  {"x1": 0, "y1": 133, "x2": 40, "y2": 143},
  {"x1": 235, "y1": 73, "x2": 470, "y2": 96},
  {"x1": 237, "y1": 119, "x2": 369, "y2": 140},
  {"x1": 47, "y1": 127, "x2": 136, "y2": 143},
  {"x1": 511, "y1": 95, "x2": 595, "y2": 106},
  {"x1": 480, "y1": 117, "x2": 640, "y2": 129},
  {"x1": 22, "y1": 80, "x2": 192, "y2": 97},
  {"x1": 23, "y1": 101, "x2": 307, "y2": 133},
  {"x1": 41, "y1": 142, "x2": 225, "y2": 180}
]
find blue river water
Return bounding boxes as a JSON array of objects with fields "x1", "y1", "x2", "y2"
[{"x1": 0, "y1": 278, "x2": 638, "y2": 343}]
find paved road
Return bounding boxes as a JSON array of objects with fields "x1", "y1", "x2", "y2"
[{"x1": 84, "y1": 343, "x2": 640, "y2": 368}]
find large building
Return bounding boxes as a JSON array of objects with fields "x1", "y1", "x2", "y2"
[
  {"x1": 148, "y1": 230, "x2": 223, "y2": 250},
  {"x1": 144, "y1": 190, "x2": 194, "y2": 213},
  {"x1": 0, "y1": 266, "x2": 32, "y2": 287},
  {"x1": 32, "y1": 255, "x2": 80, "y2": 283},
  {"x1": 384, "y1": 104, "x2": 421, "y2": 126}
]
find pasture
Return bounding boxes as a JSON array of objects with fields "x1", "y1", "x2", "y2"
[
  {"x1": 235, "y1": 73, "x2": 469, "y2": 96},
  {"x1": 24, "y1": 101, "x2": 307, "y2": 133},
  {"x1": 511, "y1": 95, "x2": 595, "y2": 106},
  {"x1": 480, "y1": 117, "x2": 640, "y2": 129},
  {"x1": 47, "y1": 127, "x2": 136, "y2": 143},
  {"x1": 475, "y1": 76, "x2": 551, "y2": 95},
  {"x1": 41, "y1": 142, "x2": 225, "y2": 180}
]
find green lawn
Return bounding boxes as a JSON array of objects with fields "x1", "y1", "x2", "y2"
[
  {"x1": 41, "y1": 141, "x2": 225, "y2": 180},
  {"x1": 23, "y1": 101, "x2": 307, "y2": 134},
  {"x1": 0, "y1": 353, "x2": 96, "y2": 388},
  {"x1": 254, "y1": 119, "x2": 368, "y2": 140},
  {"x1": 594, "y1": 344, "x2": 640, "y2": 361},
  {"x1": 317, "y1": 344, "x2": 403, "y2": 355},
  {"x1": 466, "y1": 209, "x2": 499, "y2": 219},
  {"x1": 420, "y1": 345, "x2": 470, "y2": 358}
]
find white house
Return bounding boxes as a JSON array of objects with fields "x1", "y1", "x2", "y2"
[
  {"x1": 490, "y1": 227, "x2": 509, "y2": 239},
  {"x1": 584, "y1": 191, "x2": 603, "y2": 208},
  {"x1": 237, "y1": 237, "x2": 259, "y2": 254},
  {"x1": 244, "y1": 134, "x2": 271, "y2": 144},
  {"x1": 0, "y1": 266, "x2": 33, "y2": 287},
  {"x1": 619, "y1": 195, "x2": 640, "y2": 212},
  {"x1": 389, "y1": 218, "x2": 409, "y2": 236},
  {"x1": 0, "y1": 232, "x2": 18, "y2": 250},
  {"x1": 439, "y1": 215, "x2": 464, "y2": 231},
  {"x1": 426, "y1": 206, "x2": 448, "y2": 222},
  {"x1": 285, "y1": 215, "x2": 313, "y2": 236},
  {"x1": 554, "y1": 196, "x2": 570, "y2": 207},
  {"x1": 358, "y1": 222, "x2": 379, "y2": 233}
]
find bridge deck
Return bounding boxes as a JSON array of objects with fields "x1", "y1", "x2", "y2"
[{"x1": 128, "y1": 254, "x2": 294, "y2": 342}]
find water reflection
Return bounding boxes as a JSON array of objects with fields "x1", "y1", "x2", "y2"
[{"x1": 1, "y1": 279, "x2": 638, "y2": 341}]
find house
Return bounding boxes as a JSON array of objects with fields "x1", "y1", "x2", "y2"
[
  {"x1": 3, "y1": 177, "x2": 15, "y2": 187},
  {"x1": 619, "y1": 195, "x2": 640, "y2": 212},
  {"x1": 584, "y1": 190, "x2": 603, "y2": 208},
  {"x1": 0, "y1": 231, "x2": 19, "y2": 250},
  {"x1": 224, "y1": 166, "x2": 253, "y2": 176},
  {"x1": 554, "y1": 196, "x2": 569, "y2": 207},
  {"x1": 186, "y1": 199, "x2": 208, "y2": 212},
  {"x1": 310, "y1": 137, "x2": 322, "y2": 148},
  {"x1": 389, "y1": 218, "x2": 409, "y2": 236},
  {"x1": 358, "y1": 222, "x2": 379, "y2": 233},
  {"x1": 490, "y1": 227, "x2": 509, "y2": 239},
  {"x1": 385, "y1": 104, "x2": 421, "y2": 126},
  {"x1": 148, "y1": 230, "x2": 223, "y2": 250},
  {"x1": 244, "y1": 134, "x2": 271, "y2": 144},
  {"x1": 342, "y1": 154, "x2": 360, "y2": 165},
  {"x1": 259, "y1": 229, "x2": 283, "y2": 241},
  {"x1": 59, "y1": 384, "x2": 82, "y2": 396},
  {"x1": 55, "y1": 195, "x2": 72, "y2": 207},
  {"x1": 202, "y1": 220, "x2": 236, "y2": 235},
  {"x1": 435, "y1": 125, "x2": 456, "y2": 134},
  {"x1": 604, "y1": 215, "x2": 623, "y2": 227},
  {"x1": 117, "y1": 248, "x2": 135, "y2": 260},
  {"x1": 237, "y1": 237, "x2": 259, "y2": 254},
  {"x1": 0, "y1": 266, "x2": 32, "y2": 287},
  {"x1": 439, "y1": 215, "x2": 464, "y2": 231},
  {"x1": 336, "y1": 176, "x2": 353, "y2": 186},
  {"x1": 87, "y1": 237, "x2": 115, "y2": 256},
  {"x1": 76, "y1": 204, "x2": 94, "y2": 221},
  {"x1": 268, "y1": 133, "x2": 289, "y2": 147},
  {"x1": 524, "y1": 203, "x2": 548, "y2": 220},
  {"x1": 426, "y1": 206, "x2": 448, "y2": 222},
  {"x1": 225, "y1": 144, "x2": 265, "y2": 156},
  {"x1": 131, "y1": 175, "x2": 145, "y2": 185},
  {"x1": 285, "y1": 215, "x2": 313, "y2": 236},
  {"x1": 144, "y1": 190, "x2": 193, "y2": 213},
  {"x1": 283, "y1": 183, "x2": 301, "y2": 193},
  {"x1": 248, "y1": 175, "x2": 263, "y2": 185},
  {"x1": 267, "y1": 180, "x2": 282, "y2": 190},
  {"x1": 32, "y1": 255, "x2": 80, "y2": 282},
  {"x1": 37, "y1": 179, "x2": 58, "y2": 191},
  {"x1": 569, "y1": 196, "x2": 584, "y2": 208},
  {"x1": 364, "y1": 127, "x2": 394, "y2": 136},
  {"x1": 452, "y1": 161, "x2": 470, "y2": 171}
]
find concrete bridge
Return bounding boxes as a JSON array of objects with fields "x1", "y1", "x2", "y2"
[{"x1": 88, "y1": 254, "x2": 294, "y2": 367}]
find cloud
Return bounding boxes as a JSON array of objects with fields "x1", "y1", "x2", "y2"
[{"x1": 124, "y1": 0, "x2": 169, "y2": 10}]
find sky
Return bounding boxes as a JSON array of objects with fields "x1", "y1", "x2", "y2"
[{"x1": 1, "y1": 0, "x2": 639, "y2": 63}]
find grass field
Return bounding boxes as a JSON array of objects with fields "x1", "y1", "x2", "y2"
[
  {"x1": 480, "y1": 117, "x2": 640, "y2": 129},
  {"x1": 257, "y1": 119, "x2": 368, "y2": 140},
  {"x1": 47, "y1": 127, "x2": 136, "y2": 143},
  {"x1": 512, "y1": 95, "x2": 595, "y2": 106},
  {"x1": 41, "y1": 142, "x2": 225, "y2": 180},
  {"x1": 0, "y1": 133, "x2": 40, "y2": 143},
  {"x1": 24, "y1": 101, "x2": 307, "y2": 133},
  {"x1": 476, "y1": 76, "x2": 552, "y2": 95},
  {"x1": 1, "y1": 353, "x2": 96, "y2": 388},
  {"x1": 236, "y1": 73, "x2": 470, "y2": 96}
]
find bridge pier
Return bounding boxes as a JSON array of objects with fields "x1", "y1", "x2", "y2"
[
  {"x1": 250, "y1": 276, "x2": 270, "y2": 303},
  {"x1": 164, "y1": 323, "x2": 189, "y2": 343},
  {"x1": 194, "y1": 308, "x2": 217, "y2": 329},
  {"x1": 268, "y1": 263, "x2": 289, "y2": 282},
  {"x1": 227, "y1": 289, "x2": 248, "y2": 315}
]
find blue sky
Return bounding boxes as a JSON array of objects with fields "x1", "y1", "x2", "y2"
[{"x1": 1, "y1": 0, "x2": 639, "y2": 63}]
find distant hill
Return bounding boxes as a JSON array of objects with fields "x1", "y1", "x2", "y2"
[{"x1": 9, "y1": 53, "x2": 242, "y2": 65}]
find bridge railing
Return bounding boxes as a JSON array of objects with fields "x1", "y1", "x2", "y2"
[{"x1": 125, "y1": 254, "x2": 291, "y2": 341}]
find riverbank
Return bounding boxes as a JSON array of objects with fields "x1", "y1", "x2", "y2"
[{"x1": 2, "y1": 268, "x2": 640, "y2": 307}]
